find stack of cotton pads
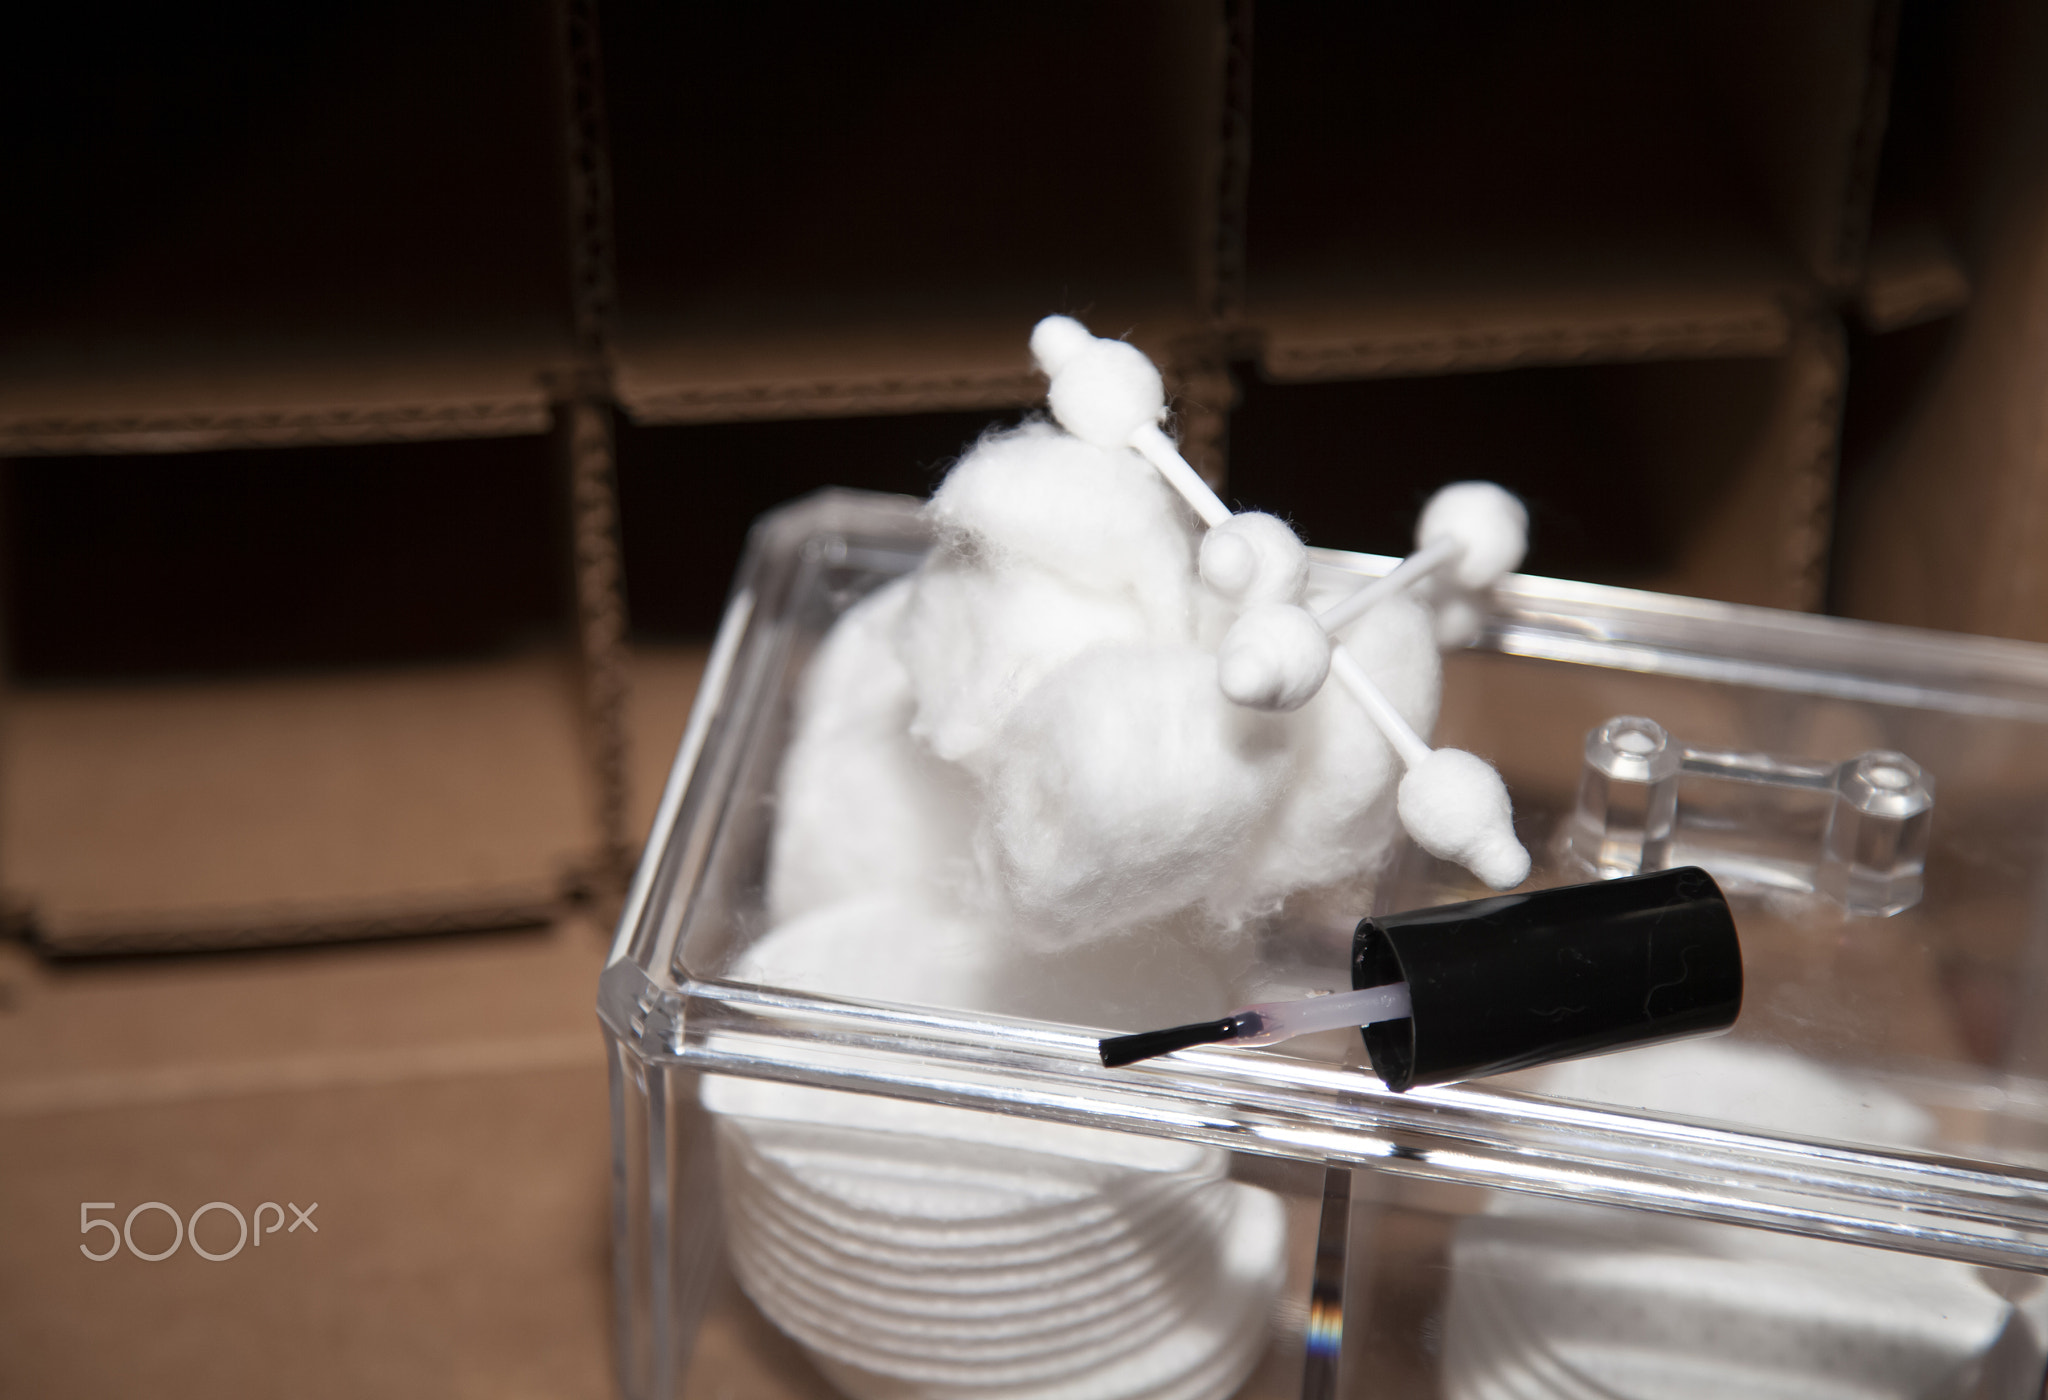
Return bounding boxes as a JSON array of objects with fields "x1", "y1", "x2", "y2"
[
  {"x1": 1444, "y1": 1197, "x2": 2021, "y2": 1400},
  {"x1": 706, "y1": 896, "x2": 1287, "y2": 1400},
  {"x1": 706, "y1": 1079, "x2": 1285, "y2": 1400},
  {"x1": 1443, "y1": 1041, "x2": 2029, "y2": 1400}
]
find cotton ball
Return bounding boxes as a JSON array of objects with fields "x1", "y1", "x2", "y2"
[
  {"x1": 1217, "y1": 603, "x2": 1329, "y2": 712},
  {"x1": 766, "y1": 578, "x2": 979, "y2": 921},
  {"x1": 896, "y1": 559, "x2": 1154, "y2": 767},
  {"x1": 1396, "y1": 747, "x2": 1530, "y2": 890},
  {"x1": 1045, "y1": 337, "x2": 1167, "y2": 450},
  {"x1": 925, "y1": 420, "x2": 1195, "y2": 633},
  {"x1": 1028, "y1": 314, "x2": 1096, "y2": 378},
  {"x1": 1198, "y1": 511, "x2": 1308, "y2": 605},
  {"x1": 1417, "y1": 481, "x2": 1529, "y2": 591},
  {"x1": 982, "y1": 643, "x2": 1290, "y2": 942}
]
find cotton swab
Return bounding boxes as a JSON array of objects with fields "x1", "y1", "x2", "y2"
[
  {"x1": 1098, "y1": 982, "x2": 1413, "y2": 1068},
  {"x1": 1028, "y1": 315, "x2": 1531, "y2": 890},
  {"x1": 1317, "y1": 482, "x2": 1529, "y2": 637}
]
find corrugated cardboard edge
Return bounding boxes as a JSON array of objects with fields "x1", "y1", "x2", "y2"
[
  {"x1": 29, "y1": 880, "x2": 568, "y2": 958},
  {"x1": 1258, "y1": 310, "x2": 1792, "y2": 384},
  {"x1": 619, "y1": 368, "x2": 1045, "y2": 426},
  {"x1": 0, "y1": 398, "x2": 551, "y2": 456}
]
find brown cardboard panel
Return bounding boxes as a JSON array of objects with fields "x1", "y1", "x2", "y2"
[
  {"x1": 1639, "y1": 316, "x2": 1846, "y2": 612},
  {"x1": 1242, "y1": 3, "x2": 1833, "y2": 382},
  {"x1": 1, "y1": 651, "x2": 598, "y2": 948},
  {"x1": 1250, "y1": 242, "x2": 1796, "y2": 383},
  {"x1": 1859, "y1": 217, "x2": 1972, "y2": 332},
  {"x1": 0, "y1": 1067, "x2": 612, "y2": 1400},
  {"x1": 625, "y1": 645, "x2": 712, "y2": 850},
  {"x1": 612, "y1": 285, "x2": 1205, "y2": 428},
  {"x1": 1835, "y1": 2, "x2": 2048, "y2": 641},
  {"x1": 1675, "y1": 0, "x2": 1893, "y2": 291},
  {"x1": 0, "y1": 339, "x2": 558, "y2": 455},
  {"x1": 612, "y1": 304, "x2": 1045, "y2": 428},
  {"x1": 0, "y1": 916, "x2": 604, "y2": 1098},
  {"x1": 1226, "y1": 350, "x2": 1826, "y2": 610},
  {"x1": 605, "y1": 2, "x2": 1220, "y2": 428},
  {"x1": 0, "y1": 630, "x2": 706, "y2": 958},
  {"x1": 0, "y1": 912, "x2": 620, "y2": 1399},
  {"x1": 3, "y1": 0, "x2": 574, "y2": 455}
]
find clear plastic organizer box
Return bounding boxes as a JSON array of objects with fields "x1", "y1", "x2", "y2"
[{"x1": 601, "y1": 489, "x2": 2048, "y2": 1400}]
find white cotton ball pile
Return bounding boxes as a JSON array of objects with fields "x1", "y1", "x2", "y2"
[
  {"x1": 770, "y1": 317, "x2": 1540, "y2": 956},
  {"x1": 924, "y1": 419, "x2": 1193, "y2": 633},
  {"x1": 982, "y1": 643, "x2": 1291, "y2": 941},
  {"x1": 1216, "y1": 603, "x2": 1328, "y2": 713},
  {"x1": 767, "y1": 577, "x2": 978, "y2": 922},
  {"x1": 768, "y1": 389, "x2": 1447, "y2": 951},
  {"x1": 896, "y1": 422, "x2": 1196, "y2": 769}
]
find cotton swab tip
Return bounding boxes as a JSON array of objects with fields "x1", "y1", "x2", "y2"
[
  {"x1": 1217, "y1": 603, "x2": 1330, "y2": 712},
  {"x1": 1046, "y1": 338, "x2": 1166, "y2": 450},
  {"x1": 1028, "y1": 315, "x2": 1095, "y2": 377},
  {"x1": 1396, "y1": 748, "x2": 1531, "y2": 889},
  {"x1": 1198, "y1": 512, "x2": 1309, "y2": 605},
  {"x1": 1416, "y1": 481, "x2": 1528, "y2": 591}
]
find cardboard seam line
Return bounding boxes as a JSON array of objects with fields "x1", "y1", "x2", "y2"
[
  {"x1": 31, "y1": 881, "x2": 572, "y2": 958},
  {"x1": 619, "y1": 370, "x2": 1047, "y2": 424},
  {"x1": 0, "y1": 1032, "x2": 607, "y2": 1119},
  {"x1": 1258, "y1": 313, "x2": 1793, "y2": 382},
  {"x1": 0, "y1": 399, "x2": 552, "y2": 455}
]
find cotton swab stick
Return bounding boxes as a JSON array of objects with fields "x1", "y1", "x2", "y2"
[
  {"x1": 1317, "y1": 483, "x2": 1529, "y2": 634},
  {"x1": 1099, "y1": 982, "x2": 1413, "y2": 1067},
  {"x1": 1127, "y1": 422, "x2": 1440, "y2": 764},
  {"x1": 1027, "y1": 316, "x2": 1530, "y2": 890},
  {"x1": 1316, "y1": 536, "x2": 1462, "y2": 633}
]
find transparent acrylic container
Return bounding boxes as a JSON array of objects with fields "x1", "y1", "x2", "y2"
[{"x1": 601, "y1": 490, "x2": 2048, "y2": 1400}]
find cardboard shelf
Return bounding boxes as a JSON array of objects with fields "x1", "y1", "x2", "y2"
[
  {"x1": 1246, "y1": 236, "x2": 1800, "y2": 383},
  {"x1": 0, "y1": 651, "x2": 594, "y2": 952},
  {"x1": 612, "y1": 283, "x2": 1203, "y2": 426},
  {"x1": 1239, "y1": 2, "x2": 1880, "y2": 380},
  {"x1": 604, "y1": 2, "x2": 1223, "y2": 423},
  {"x1": 1, "y1": 0, "x2": 573, "y2": 454},
  {"x1": 1230, "y1": 335, "x2": 1841, "y2": 613},
  {"x1": 0, "y1": 642, "x2": 707, "y2": 955},
  {"x1": 0, "y1": 336, "x2": 565, "y2": 455}
]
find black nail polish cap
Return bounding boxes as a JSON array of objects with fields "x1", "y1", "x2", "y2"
[{"x1": 1352, "y1": 866, "x2": 1742, "y2": 1093}]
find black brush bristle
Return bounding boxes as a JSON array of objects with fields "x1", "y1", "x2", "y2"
[{"x1": 1098, "y1": 1017, "x2": 1241, "y2": 1068}]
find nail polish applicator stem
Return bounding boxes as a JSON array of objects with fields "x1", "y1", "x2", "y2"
[{"x1": 1098, "y1": 867, "x2": 1743, "y2": 1092}]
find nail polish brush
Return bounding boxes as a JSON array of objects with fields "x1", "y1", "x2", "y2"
[{"x1": 1100, "y1": 866, "x2": 1743, "y2": 1092}]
